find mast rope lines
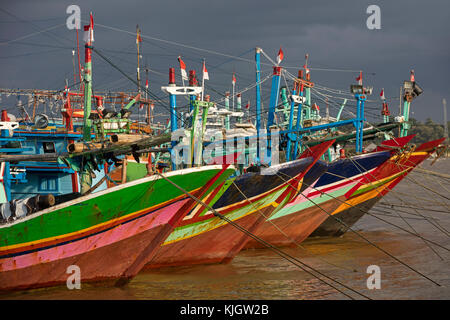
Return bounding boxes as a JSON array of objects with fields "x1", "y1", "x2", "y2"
[
  {"x1": 151, "y1": 170, "x2": 370, "y2": 300},
  {"x1": 92, "y1": 21, "x2": 368, "y2": 74},
  {"x1": 91, "y1": 47, "x2": 185, "y2": 124},
  {"x1": 0, "y1": 23, "x2": 66, "y2": 46},
  {"x1": 92, "y1": 46, "x2": 270, "y2": 126}
]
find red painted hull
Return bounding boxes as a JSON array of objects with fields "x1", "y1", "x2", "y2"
[{"x1": 145, "y1": 142, "x2": 336, "y2": 268}]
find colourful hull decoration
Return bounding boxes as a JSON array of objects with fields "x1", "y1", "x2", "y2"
[
  {"x1": 310, "y1": 137, "x2": 445, "y2": 237},
  {"x1": 0, "y1": 164, "x2": 234, "y2": 291},
  {"x1": 146, "y1": 142, "x2": 333, "y2": 268},
  {"x1": 244, "y1": 142, "x2": 391, "y2": 248}
]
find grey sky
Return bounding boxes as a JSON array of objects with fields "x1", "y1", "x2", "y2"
[{"x1": 1, "y1": 0, "x2": 449, "y2": 123}]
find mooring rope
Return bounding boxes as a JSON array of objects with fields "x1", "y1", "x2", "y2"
[
  {"x1": 415, "y1": 167, "x2": 450, "y2": 181},
  {"x1": 378, "y1": 202, "x2": 450, "y2": 215},
  {"x1": 230, "y1": 179, "x2": 356, "y2": 273},
  {"x1": 274, "y1": 170, "x2": 443, "y2": 286},
  {"x1": 154, "y1": 170, "x2": 370, "y2": 300},
  {"x1": 347, "y1": 154, "x2": 450, "y2": 239}
]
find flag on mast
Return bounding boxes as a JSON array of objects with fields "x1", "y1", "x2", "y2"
[
  {"x1": 203, "y1": 60, "x2": 209, "y2": 80},
  {"x1": 356, "y1": 71, "x2": 362, "y2": 85},
  {"x1": 83, "y1": 13, "x2": 94, "y2": 43},
  {"x1": 232, "y1": 72, "x2": 236, "y2": 85},
  {"x1": 410, "y1": 70, "x2": 415, "y2": 82},
  {"x1": 276, "y1": 47, "x2": 284, "y2": 65},
  {"x1": 136, "y1": 29, "x2": 142, "y2": 44},
  {"x1": 380, "y1": 88, "x2": 385, "y2": 100},
  {"x1": 178, "y1": 56, "x2": 188, "y2": 81},
  {"x1": 303, "y1": 64, "x2": 310, "y2": 74}
]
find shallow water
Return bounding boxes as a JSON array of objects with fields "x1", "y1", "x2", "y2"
[{"x1": 2, "y1": 159, "x2": 449, "y2": 300}]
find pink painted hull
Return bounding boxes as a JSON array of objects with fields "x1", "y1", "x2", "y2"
[{"x1": 0, "y1": 199, "x2": 189, "y2": 291}]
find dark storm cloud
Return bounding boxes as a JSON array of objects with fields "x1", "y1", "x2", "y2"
[{"x1": 0, "y1": 0, "x2": 449, "y2": 122}]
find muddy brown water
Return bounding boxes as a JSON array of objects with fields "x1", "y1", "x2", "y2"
[{"x1": 2, "y1": 159, "x2": 449, "y2": 300}]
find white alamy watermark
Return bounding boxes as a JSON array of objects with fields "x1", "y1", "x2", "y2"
[
  {"x1": 66, "y1": 5, "x2": 81, "y2": 30},
  {"x1": 66, "y1": 264, "x2": 81, "y2": 289},
  {"x1": 366, "y1": 5, "x2": 381, "y2": 30},
  {"x1": 366, "y1": 265, "x2": 381, "y2": 289}
]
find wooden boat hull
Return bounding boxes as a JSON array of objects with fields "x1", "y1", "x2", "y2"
[
  {"x1": 310, "y1": 138, "x2": 445, "y2": 237},
  {"x1": 0, "y1": 165, "x2": 233, "y2": 291},
  {"x1": 245, "y1": 150, "x2": 392, "y2": 248},
  {"x1": 145, "y1": 157, "x2": 316, "y2": 268}
]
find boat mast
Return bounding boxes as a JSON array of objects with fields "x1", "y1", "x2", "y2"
[
  {"x1": 82, "y1": 12, "x2": 94, "y2": 142},
  {"x1": 232, "y1": 72, "x2": 236, "y2": 112},
  {"x1": 136, "y1": 25, "x2": 142, "y2": 94},
  {"x1": 224, "y1": 92, "x2": 230, "y2": 130},
  {"x1": 400, "y1": 70, "x2": 416, "y2": 137},
  {"x1": 236, "y1": 93, "x2": 242, "y2": 123},
  {"x1": 145, "y1": 66, "x2": 150, "y2": 124},
  {"x1": 444, "y1": 98, "x2": 448, "y2": 144},
  {"x1": 285, "y1": 72, "x2": 298, "y2": 161},
  {"x1": 136, "y1": 25, "x2": 142, "y2": 133},
  {"x1": 255, "y1": 47, "x2": 262, "y2": 164},
  {"x1": 293, "y1": 70, "x2": 305, "y2": 159},
  {"x1": 189, "y1": 70, "x2": 197, "y2": 113}
]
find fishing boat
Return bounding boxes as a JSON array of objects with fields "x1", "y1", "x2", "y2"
[
  {"x1": 0, "y1": 14, "x2": 238, "y2": 291},
  {"x1": 307, "y1": 72, "x2": 438, "y2": 236},
  {"x1": 244, "y1": 137, "x2": 404, "y2": 248},
  {"x1": 143, "y1": 140, "x2": 332, "y2": 268},
  {"x1": 0, "y1": 159, "x2": 234, "y2": 290},
  {"x1": 310, "y1": 137, "x2": 446, "y2": 237}
]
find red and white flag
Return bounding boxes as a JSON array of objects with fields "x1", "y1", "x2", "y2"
[
  {"x1": 276, "y1": 47, "x2": 284, "y2": 65},
  {"x1": 178, "y1": 56, "x2": 188, "y2": 81},
  {"x1": 145, "y1": 78, "x2": 149, "y2": 89},
  {"x1": 245, "y1": 102, "x2": 250, "y2": 109},
  {"x1": 136, "y1": 32, "x2": 142, "y2": 44},
  {"x1": 410, "y1": 70, "x2": 415, "y2": 82},
  {"x1": 356, "y1": 71, "x2": 362, "y2": 85},
  {"x1": 380, "y1": 88, "x2": 385, "y2": 100},
  {"x1": 202, "y1": 61, "x2": 209, "y2": 80},
  {"x1": 83, "y1": 13, "x2": 94, "y2": 43},
  {"x1": 232, "y1": 73, "x2": 236, "y2": 85},
  {"x1": 303, "y1": 64, "x2": 310, "y2": 74}
]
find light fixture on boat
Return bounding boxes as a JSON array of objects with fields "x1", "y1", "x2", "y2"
[
  {"x1": 403, "y1": 81, "x2": 423, "y2": 101},
  {"x1": 120, "y1": 109, "x2": 132, "y2": 119},
  {"x1": 34, "y1": 114, "x2": 49, "y2": 129},
  {"x1": 350, "y1": 85, "x2": 364, "y2": 94},
  {"x1": 102, "y1": 109, "x2": 118, "y2": 119},
  {"x1": 350, "y1": 85, "x2": 373, "y2": 95},
  {"x1": 88, "y1": 113, "x2": 101, "y2": 120}
]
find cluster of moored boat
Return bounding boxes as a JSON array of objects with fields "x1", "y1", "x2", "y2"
[{"x1": 0, "y1": 14, "x2": 445, "y2": 291}]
